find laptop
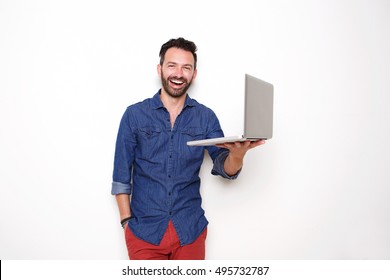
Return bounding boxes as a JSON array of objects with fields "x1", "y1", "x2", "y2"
[{"x1": 187, "y1": 74, "x2": 273, "y2": 146}]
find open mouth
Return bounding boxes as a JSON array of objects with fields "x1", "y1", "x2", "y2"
[{"x1": 169, "y1": 78, "x2": 186, "y2": 88}]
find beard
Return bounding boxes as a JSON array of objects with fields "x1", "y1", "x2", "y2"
[{"x1": 160, "y1": 70, "x2": 194, "y2": 98}]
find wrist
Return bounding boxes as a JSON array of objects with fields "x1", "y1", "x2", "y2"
[
  {"x1": 120, "y1": 216, "x2": 131, "y2": 229},
  {"x1": 227, "y1": 153, "x2": 244, "y2": 168}
]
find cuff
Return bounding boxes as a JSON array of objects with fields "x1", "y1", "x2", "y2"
[
  {"x1": 111, "y1": 181, "x2": 132, "y2": 195},
  {"x1": 211, "y1": 150, "x2": 241, "y2": 180}
]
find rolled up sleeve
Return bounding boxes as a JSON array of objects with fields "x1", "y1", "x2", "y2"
[
  {"x1": 211, "y1": 150, "x2": 241, "y2": 179},
  {"x1": 111, "y1": 181, "x2": 132, "y2": 195},
  {"x1": 111, "y1": 108, "x2": 136, "y2": 195}
]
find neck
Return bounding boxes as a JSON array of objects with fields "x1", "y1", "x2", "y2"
[
  {"x1": 160, "y1": 89, "x2": 186, "y2": 128},
  {"x1": 160, "y1": 89, "x2": 186, "y2": 112}
]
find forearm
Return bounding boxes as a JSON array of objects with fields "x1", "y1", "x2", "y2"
[
  {"x1": 223, "y1": 153, "x2": 244, "y2": 176},
  {"x1": 219, "y1": 140, "x2": 265, "y2": 176},
  {"x1": 115, "y1": 194, "x2": 131, "y2": 220}
]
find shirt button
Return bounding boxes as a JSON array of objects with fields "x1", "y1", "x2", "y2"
[
  {"x1": 168, "y1": 175, "x2": 171, "y2": 178},
  {"x1": 169, "y1": 211, "x2": 172, "y2": 215},
  {"x1": 168, "y1": 192, "x2": 171, "y2": 196}
]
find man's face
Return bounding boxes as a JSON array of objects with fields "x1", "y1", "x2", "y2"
[{"x1": 158, "y1": 47, "x2": 197, "y2": 98}]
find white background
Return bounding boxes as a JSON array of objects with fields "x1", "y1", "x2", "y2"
[{"x1": 1, "y1": 0, "x2": 389, "y2": 259}]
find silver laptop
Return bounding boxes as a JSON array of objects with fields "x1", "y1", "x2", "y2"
[{"x1": 187, "y1": 74, "x2": 273, "y2": 146}]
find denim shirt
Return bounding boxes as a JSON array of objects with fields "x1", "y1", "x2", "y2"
[{"x1": 111, "y1": 91, "x2": 240, "y2": 246}]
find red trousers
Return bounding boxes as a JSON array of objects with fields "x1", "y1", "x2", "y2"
[{"x1": 125, "y1": 220, "x2": 207, "y2": 260}]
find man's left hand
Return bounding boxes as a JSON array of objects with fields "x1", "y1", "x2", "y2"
[
  {"x1": 216, "y1": 140, "x2": 265, "y2": 157},
  {"x1": 217, "y1": 140, "x2": 266, "y2": 176}
]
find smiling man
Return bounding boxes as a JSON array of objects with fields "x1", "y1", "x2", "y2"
[{"x1": 111, "y1": 37, "x2": 264, "y2": 260}]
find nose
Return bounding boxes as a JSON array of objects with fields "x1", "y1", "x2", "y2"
[{"x1": 174, "y1": 67, "x2": 183, "y2": 77}]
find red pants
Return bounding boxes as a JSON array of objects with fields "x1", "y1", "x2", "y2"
[{"x1": 125, "y1": 220, "x2": 207, "y2": 260}]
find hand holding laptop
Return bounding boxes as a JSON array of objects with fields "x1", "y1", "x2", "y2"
[
  {"x1": 216, "y1": 139, "x2": 266, "y2": 158},
  {"x1": 216, "y1": 140, "x2": 266, "y2": 176},
  {"x1": 216, "y1": 139, "x2": 266, "y2": 149}
]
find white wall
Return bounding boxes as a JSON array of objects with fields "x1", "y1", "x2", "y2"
[{"x1": 1, "y1": 0, "x2": 389, "y2": 259}]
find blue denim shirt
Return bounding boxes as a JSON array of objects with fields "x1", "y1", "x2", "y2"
[{"x1": 111, "y1": 91, "x2": 240, "y2": 246}]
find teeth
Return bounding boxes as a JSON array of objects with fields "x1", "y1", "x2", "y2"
[{"x1": 171, "y1": 79, "x2": 184, "y2": 84}]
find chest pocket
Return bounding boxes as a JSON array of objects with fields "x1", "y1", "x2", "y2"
[
  {"x1": 138, "y1": 127, "x2": 161, "y2": 138},
  {"x1": 180, "y1": 127, "x2": 204, "y2": 141},
  {"x1": 137, "y1": 127, "x2": 162, "y2": 159},
  {"x1": 178, "y1": 127, "x2": 205, "y2": 166}
]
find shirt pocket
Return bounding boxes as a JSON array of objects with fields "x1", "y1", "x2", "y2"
[
  {"x1": 138, "y1": 127, "x2": 161, "y2": 137},
  {"x1": 137, "y1": 127, "x2": 162, "y2": 159},
  {"x1": 179, "y1": 127, "x2": 205, "y2": 163},
  {"x1": 180, "y1": 127, "x2": 204, "y2": 142}
]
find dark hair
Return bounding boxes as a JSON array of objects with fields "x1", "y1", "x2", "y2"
[{"x1": 159, "y1": 37, "x2": 198, "y2": 69}]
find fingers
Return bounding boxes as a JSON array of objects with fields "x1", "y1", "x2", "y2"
[
  {"x1": 250, "y1": 140, "x2": 266, "y2": 148},
  {"x1": 216, "y1": 140, "x2": 265, "y2": 149}
]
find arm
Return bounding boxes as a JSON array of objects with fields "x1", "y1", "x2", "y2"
[
  {"x1": 205, "y1": 109, "x2": 265, "y2": 177},
  {"x1": 115, "y1": 194, "x2": 131, "y2": 221},
  {"x1": 111, "y1": 108, "x2": 136, "y2": 225},
  {"x1": 217, "y1": 140, "x2": 266, "y2": 176}
]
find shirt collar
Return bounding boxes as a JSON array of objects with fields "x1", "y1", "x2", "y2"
[{"x1": 151, "y1": 89, "x2": 197, "y2": 110}]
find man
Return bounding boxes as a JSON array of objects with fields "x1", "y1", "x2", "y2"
[{"x1": 112, "y1": 37, "x2": 265, "y2": 260}]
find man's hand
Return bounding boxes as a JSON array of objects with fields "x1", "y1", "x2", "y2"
[
  {"x1": 216, "y1": 140, "x2": 266, "y2": 176},
  {"x1": 216, "y1": 140, "x2": 265, "y2": 156}
]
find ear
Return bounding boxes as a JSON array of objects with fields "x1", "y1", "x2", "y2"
[
  {"x1": 192, "y1": 68, "x2": 198, "y2": 81},
  {"x1": 157, "y1": 64, "x2": 162, "y2": 77}
]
